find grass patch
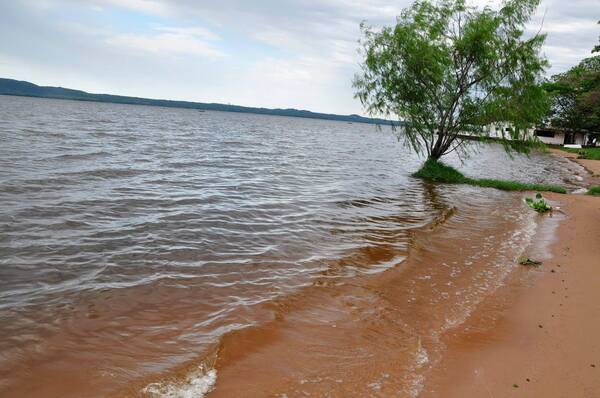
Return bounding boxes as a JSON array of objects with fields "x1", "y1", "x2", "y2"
[
  {"x1": 414, "y1": 159, "x2": 567, "y2": 193},
  {"x1": 413, "y1": 159, "x2": 466, "y2": 183},
  {"x1": 588, "y1": 186, "x2": 600, "y2": 195},
  {"x1": 560, "y1": 147, "x2": 600, "y2": 160},
  {"x1": 475, "y1": 179, "x2": 565, "y2": 192}
]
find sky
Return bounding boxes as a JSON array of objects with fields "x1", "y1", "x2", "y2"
[{"x1": 0, "y1": 0, "x2": 599, "y2": 115}]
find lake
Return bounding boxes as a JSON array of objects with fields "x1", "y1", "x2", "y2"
[{"x1": 0, "y1": 95, "x2": 586, "y2": 397}]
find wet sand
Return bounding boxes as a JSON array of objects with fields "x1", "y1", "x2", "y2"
[
  {"x1": 423, "y1": 167, "x2": 600, "y2": 396},
  {"x1": 579, "y1": 158, "x2": 600, "y2": 176}
]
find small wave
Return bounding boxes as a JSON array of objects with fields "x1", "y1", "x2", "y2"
[
  {"x1": 58, "y1": 168, "x2": 148, "y2": 179},
  {"x1": 143, "y1": 368, "x2": 217, "y2": 398},
  {"x1": 424, "y1": 206, "x2": 457, "y2": 230},
  {"x1": 50, "y1": 151, "x2": 111, "y2": 161},
  {"x1": 336, "y1": 196, "x2": 396, "y2": 208},
  {"x1": 45, "y1": 219, "x2": 92, "y2": 230}
]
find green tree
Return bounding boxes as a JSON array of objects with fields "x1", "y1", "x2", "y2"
[
  {"x1": 354, "y1": 0, "x2": 549, "y2": 161},
  {"x1": 545, "y1": 55, "x2": 600, "y2": 134}
]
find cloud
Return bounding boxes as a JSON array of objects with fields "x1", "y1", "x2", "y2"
[
  {"x1": 528, "y1": 0, "x2": 600, "y2": 74},
  {"x1": 93, "y1": 0, "x2": 600, "y2": 75},
  {"x1": 1, "y1": 0, "x2": 599, "y2": 114},
  {"x1": 105, "y1": 26, "x2": 225, "y2": 58},
  {"x1": 101, "y1": 0, "x2": 170, "y2": 16}
]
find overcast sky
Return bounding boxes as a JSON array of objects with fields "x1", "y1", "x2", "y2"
[{"x1": 1, "y1": 0, "x2": 598, "y2": 115}]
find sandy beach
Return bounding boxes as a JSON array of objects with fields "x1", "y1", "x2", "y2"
[{"x1": 422, "y1": 154, "x2": 600, "y2": 397}]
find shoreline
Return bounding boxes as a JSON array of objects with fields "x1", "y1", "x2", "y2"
[
  {"x1": 128, "y1": 150, "x2": 596, "y2": 398},
  {"x1": 3, "y1": 142, "x2": 592, "y2": 397},
  {"x1": 111, "y1": 150, "x2": 599, "y2": 398},
  {"x1": 421, "y1": 154, "x2": 600, "y2": 397},
  {"x1": 548, "y1": 147, "x2": 600, "y2": 177},
  {"x1": 176, "y1": 185, "x2": 546, "y2": 397}
]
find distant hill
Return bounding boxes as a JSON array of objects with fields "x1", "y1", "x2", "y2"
[{"x1": 0, "y1": 78, "x2": 397, "y2": 125}]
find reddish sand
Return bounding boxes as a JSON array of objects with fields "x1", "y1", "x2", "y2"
[
  {"x1": 422, "y1": 189, "x2": 600, "y2": 396},
  {"x1": 579, "y1": 159, "x2": 600, "y2": 176}
]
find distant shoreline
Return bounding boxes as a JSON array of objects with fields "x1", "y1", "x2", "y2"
[{"x1": 0, "y1": 78, "x2": 397, "y2": 126}]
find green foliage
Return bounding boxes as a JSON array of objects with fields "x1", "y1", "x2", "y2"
[
  {"x1": 561, "y1": 146, "x2": 600, "y2": 160},
  {"x1": 413, "y1": 159, "x2": 467, "y2": 183},
  {"x1": 475, "y1": 179, "x2": 564, "y2": 193},
  {"x1": 354, "y1": 0, "x2": 549, "y2": 160},
  {"x1": 588, "y1": 186, "x2": 600, "y2": 195},
  {"x1": 545, "y1": 55, "x2": 600, "y2": 134},
  {"x1": 413, "y1": 160, "x2": 566, "y2": 193},
  {"x1": 525, "y1": 193, "x2": 552, "y2": 212}
]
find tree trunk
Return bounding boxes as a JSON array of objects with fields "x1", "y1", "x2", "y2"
[
  {"x1": 429, "y1": 133, "x2": 446, "y2": 161},
  {"x1": 428, "y1": 151, "x2": 443, "y2": 161}
]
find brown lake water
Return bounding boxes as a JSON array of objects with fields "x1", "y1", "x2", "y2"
[{"x1": 0, "y1": 95, "x2": 587, "y2": 397}]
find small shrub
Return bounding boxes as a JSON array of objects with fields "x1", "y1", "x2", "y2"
[
  {"x1": 525, "y1": 193, "x2": 552, "y2": 213},
  {"x1": 519, "y1": 256, "x2": 542, "y2": 266}
]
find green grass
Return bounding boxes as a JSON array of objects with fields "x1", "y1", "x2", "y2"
[
  {"x1": 588, "y1": 186, "x2": 600, "y2": 195},
  {"x1": 560, "y1": 147, "x2": 600, "y2": 160},
  {"x1": 413, "y1": 159, "x2": 567, "y2": 194},
  {"x1": 413, "y1": 159, "x2": 466, "y2": 183}
]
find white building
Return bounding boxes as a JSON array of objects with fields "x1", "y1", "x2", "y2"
[
  {"x1": 532, "y1": 127, "x2": 589, "y2": 146},
  {"x1": 484, "y1": 123, "x2": 594, "y2": 147},
  {"x1": 484, "y1": 123, "x2": 534, "y2": 140}
]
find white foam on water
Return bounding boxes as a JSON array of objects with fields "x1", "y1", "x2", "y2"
[
  {"x1": 401, "y1": 338, "x2": 430, "y2": 398},
  {"x1": 407, "y1": 374, "x2": 426, "y2": 398},
  {"x1": 415, "y1": 345, "x2": 429, "y2": 368},
  {"x1": 438, "y1": 205, "x2": 539, "y2": 336},
  {"x1": 142, "y1": 368, "x2": 217, "y2": 398},
  {"x1": 367, "y1": 381, "x2": 382, "y2": 391},
  {"x1": 406, "y1": 201, "x2": 542, "y2": 398}
]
